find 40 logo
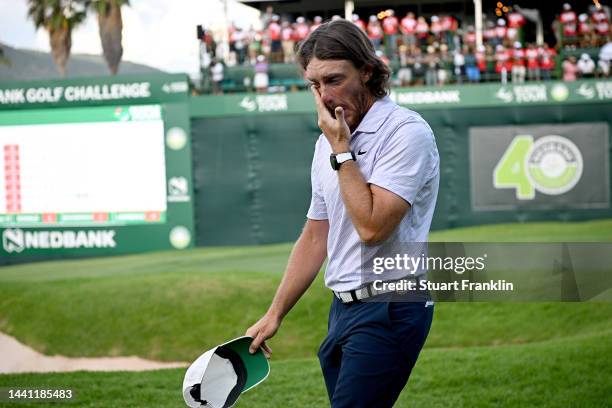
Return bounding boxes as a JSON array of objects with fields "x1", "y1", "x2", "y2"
[{"x1": 493, "y1": 135, "x2": 583, "y2": 199}]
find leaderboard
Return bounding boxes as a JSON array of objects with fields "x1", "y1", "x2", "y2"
[{"x1": 0, "y1": 105, "x2": 168, "y2": 227}]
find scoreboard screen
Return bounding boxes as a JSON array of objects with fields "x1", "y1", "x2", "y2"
[{"x1": 0, "y1": 105, "x2": 167, "y2": 227}]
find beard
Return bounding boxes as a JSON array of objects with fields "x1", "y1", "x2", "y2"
[{"x1": 327, "y1": 86, "x2": 373, "y2": 133}]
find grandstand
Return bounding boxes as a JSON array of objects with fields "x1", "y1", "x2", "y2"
[{"x1": 195, "y1": 0, "x2": 610, "y2": 93}]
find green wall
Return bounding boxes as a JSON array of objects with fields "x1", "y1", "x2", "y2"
[{"x1": 190, "y1": 80, "x2": 612, "y2": 245}]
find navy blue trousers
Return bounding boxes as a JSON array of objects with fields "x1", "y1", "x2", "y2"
[{"x1": 318, "y1": 296, "x2": 434, "y2": 408}]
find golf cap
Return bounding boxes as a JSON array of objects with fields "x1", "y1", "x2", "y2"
[{"x1": 183, "y1": 336, "x2": 270, "y2": 408}]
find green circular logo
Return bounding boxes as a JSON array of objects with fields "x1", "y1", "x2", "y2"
[
  {"x1": 526, "y1": 135, "x2": 583, "y2": 195},
  {"x1": 166, "y1": 127, "x2": 187, "y2": 150},
  {"x1": 550, "y1": 84, "x2": 569, "y2": 102},
  {"x1": 169, "y1": 226, "x2": 191, "y2": 249}
]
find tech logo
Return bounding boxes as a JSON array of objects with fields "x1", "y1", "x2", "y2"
[
  {"x1": 2, "y1": 228, "x2": 24, "y2": 253},
  {"x1": 494, "y1": 135, "x2": 583, "y2": 199},
  {"x1": 1, "y1": 228, "x2": 116, "y2": 253},
  {"x1": 526, "y1": 135, "x2": 583, "y2": 196}
]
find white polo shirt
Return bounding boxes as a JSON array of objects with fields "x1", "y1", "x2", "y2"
[{"x1": 307, "y1": 96, "x2": 440, "y2": 292}]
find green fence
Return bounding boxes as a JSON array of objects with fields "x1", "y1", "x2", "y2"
[
  {"x1": 191, "y1": 80, "x2": 612, "y2": 245},
  {"x1": 0, "y1": 76, "x2": 610, "y2": 260}
]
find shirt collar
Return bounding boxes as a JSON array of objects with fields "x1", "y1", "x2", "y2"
[{"x1": 352, "y1": 96, "x2": 394, "y2": 135}]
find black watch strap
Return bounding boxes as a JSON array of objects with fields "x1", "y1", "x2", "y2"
[{"x1": 330, "y1": 151, "x2": 356, "y2": 170}]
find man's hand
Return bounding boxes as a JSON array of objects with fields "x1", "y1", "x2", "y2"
[
  {"x1": 311, "y1": 85, "x2": 351, "y2": 153},
  {"x1": 244, "y1": 219, "x2": 328, "y2": 360},
  {"x1": 245, "y1": 313, "x2": 280, "y2": 358}
]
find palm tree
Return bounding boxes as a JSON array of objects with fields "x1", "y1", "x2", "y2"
[
  {"x1": 90, "y1": 0, "x2": 129, "y2": 75},
  {"x1": 27, "y1": 0, "x2": 88, "y2": 77}
]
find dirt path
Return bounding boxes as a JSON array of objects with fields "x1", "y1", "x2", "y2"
[{"x1": 0, "y1": 331, "x2": 188, "y2": 373}]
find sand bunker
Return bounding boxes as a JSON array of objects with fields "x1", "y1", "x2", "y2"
[{"x1": 0, "y1": 331, "x2": 188, "y2": 373}]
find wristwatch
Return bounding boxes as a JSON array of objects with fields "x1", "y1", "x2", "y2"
[{"x1": 330, "y1": 151, "x2": 356, "y2": 170}]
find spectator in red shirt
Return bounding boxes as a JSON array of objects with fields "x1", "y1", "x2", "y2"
[
  {"x1": 591, "y1": 7, "x2": 609, "y2": 24},
  {"x1": 268, "y1": 15, "x2": 282, "y2": 63},
  {"x1": 294, "y1": 16, "x2": 310, "y2": 42},
  {"x1": 476, "y1": 44, "x2": 487, "y2": 73},
  {"x1": 525, "y1": 43, "x2": 540, "y2": 81},
  {"x1": 483, "y1": 20, "x2": 496, "y2": 45},
  {"x1": 375, "y1": 49, "x2": 390, "y2": 66},
  {"x1": 559, "y1": 3, "x2": 578, "y2": 47},
  {"x1": 281, "y1": 21, "x2": 295, "y2": 63},
  {"x1": 430, "y1": 15, "x2": 443, "y2": 42},
  {"x1": 592, "y1": 8, "x2": 610, "y2": 46},
  {"x1": 440, "y1": 15, "x2": 458, "y2": 49},
  {"x1": 577, "y1": 13, "x2": 596, "y2": 48},
  {"x1": 494, "y1": 18, "x2": 507, "y2": 47},
  {"x1": 400, "y1": 11, "x2": 417, "y2": 48},
  {"x1": 382, "y1": 9, "x2": 399, "y2": 58},
  {"x1": 507, "y1": 10, "x2": 526, "y2": 28},
  {"x1": 351, "y1": 13, "x2": 366, "y2": 32},
  {"x1": 367, "y1": 15, "x2": 384, "y2": 50},
  {"x1": 415, "y1": 16, "x2": 430, "y2": 49},
  {"x1": 538, "y1": 43, "x2": 556, "y2": 80},
  {"x1": 310, "y1": 16, "x2": 323, "y2": 33},
  {"x1": 507, "y1": 9, "x2": 526, "y2": 44},
  {"x1": 464, "y1": 25, "x2": 476, "y2": 48}
]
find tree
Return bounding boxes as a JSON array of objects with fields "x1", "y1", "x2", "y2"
[
  {"x1": 90, "y1": 0, "x2": 129, "y2": 75},
  {"x1": 27, "y1": 0, "x2": 88, "y2": 77},
  {"x1": 0, "y1": 44, "x2": 10, "y2": 66}
]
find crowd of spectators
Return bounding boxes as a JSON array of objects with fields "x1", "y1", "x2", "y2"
[
  {"x1": 201, "y1": 3, "x2": 611, "y2": 92},
  {"x1": 555, "y1": 3, "x2": 610, "y2": 49}
]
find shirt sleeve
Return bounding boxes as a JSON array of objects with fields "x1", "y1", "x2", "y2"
[
  {"x1": 306, "y1": 139, "x2": 329, "y2": 220},
  {"x1": 367, "y1": 120, "x2": 437, "y2": 205}
]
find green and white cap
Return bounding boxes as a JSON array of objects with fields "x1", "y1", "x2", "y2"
[{"x1": 182, "y1": 336, "x2": 270, "y2": 408}]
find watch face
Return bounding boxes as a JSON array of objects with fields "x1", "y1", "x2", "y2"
[{"x1": 330, "y1": 154, "x2": 339, "y2": 170}]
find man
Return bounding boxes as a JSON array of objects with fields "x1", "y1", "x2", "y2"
[
  {"x1": 280, "y1": 21, "x2": 295, "y2": 63},
  {"x1": 267, "y1": 15, "x2": 282, "y2": 63},
  {"x1": 559, "y1": 3, "x2": 578, "y2": 47},
  {"x1": 525, "y1": 43, "x2": 540, "y2": 81},
  {"x1": 351, "y1": 13, "x2": 366, "y2": 32},
  {"x1": 577, "y1": 53, "x2": 596, "y2": 78},
  {"x1": 538, "y1": 42, "x2": 556, "y2": 81},
  {"x1": 246, "y1": 20, "x2": 439, "y2": 408},
  {"x1": 511, "y1": 42, "x2": 526, "y2": 84},
  {"x1": 367, "y1": 15, "x2": 384, "y2": 50},
  {"x1": 400, "y1": 11, "x2": 417, "y2": 48},
  {"x1": 507, "y1": 8, "x2": 526, "y2": 45},
  {"x1": 382, "y1": 9, "x2": 399, "y2": 58}
]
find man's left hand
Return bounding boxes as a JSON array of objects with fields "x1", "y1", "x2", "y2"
[{"x1": 311, "y1": 85, "x2": 351, "y2": 153}]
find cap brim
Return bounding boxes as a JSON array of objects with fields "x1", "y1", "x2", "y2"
[{"x1": 221, "y1": 336, "x2": 270, "y2": 392}]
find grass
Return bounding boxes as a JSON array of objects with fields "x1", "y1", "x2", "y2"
[
  {"x1": 0, "y1": 219, "x2": 611, "y2": 407},
  {"x1": 0, "y1": 331, "x2": 609, "y2": 407},
  {"x1": 429, "y1": 219, "x2": 612, "y2": 242}
]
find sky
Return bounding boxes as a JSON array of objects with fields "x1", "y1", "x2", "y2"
[{"x1": 0, "y1": 0, "x2": 260, "y2": 75}]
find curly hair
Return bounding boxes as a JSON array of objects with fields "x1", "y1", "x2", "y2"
[{"x1": 296, "y1": 19, "x2": 391, "y2": 98}]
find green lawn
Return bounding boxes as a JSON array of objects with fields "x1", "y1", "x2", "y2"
[
  {"x1": 0, "y1": 220, "x2": 611, "y2": 407},
  {"x1": 0, "y1": 331, "x2": 609, "y2": 407}
]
